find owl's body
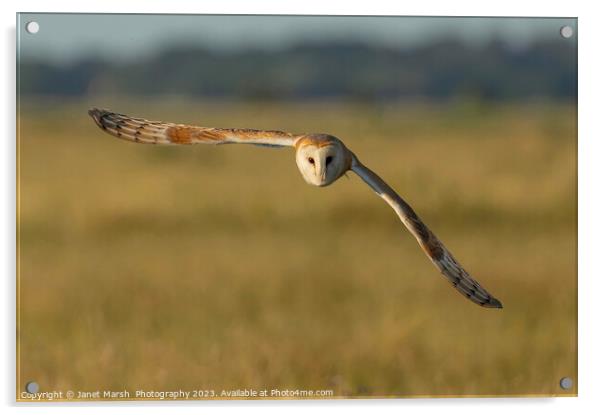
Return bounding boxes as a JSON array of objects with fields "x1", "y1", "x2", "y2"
[{"x1": 89, "y1": 108, "x2": 503, "y2": 309}]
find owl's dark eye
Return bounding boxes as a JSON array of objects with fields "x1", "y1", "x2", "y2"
[
  {"x1": 308, "y1": 157, "x2": 315, "y2": 164},
  {"x1": 325, "y1": 156, "x2": 333, "y2": 166}
]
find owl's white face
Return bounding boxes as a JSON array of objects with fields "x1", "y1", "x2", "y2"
[{"x1": 295, "y1": 136, "x2": 350, "y2": 187}]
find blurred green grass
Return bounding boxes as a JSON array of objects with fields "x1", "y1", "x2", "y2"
[{"x1": 17, "y1": 98, "x2": 577, "y2": 398}]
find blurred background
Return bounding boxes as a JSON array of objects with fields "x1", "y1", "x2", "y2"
[{"x1": 17, "y1": 14, "x2": 577, "y2": 399}]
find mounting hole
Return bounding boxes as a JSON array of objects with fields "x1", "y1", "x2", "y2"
[
  {"x1": 560, "y1": 25, "x2": 573, "y2": 39},
  {"x1": 559, "y1": 377, "x2": 573, "y2": 390},
  {"x1": 25, "y1": 381, "x2": 39, "y2": 394},
  {"x1": 25, "y1": 21, "x2": 40, "y2": 34}
]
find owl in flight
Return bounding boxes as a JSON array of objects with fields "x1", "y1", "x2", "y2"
[{"x1": 88, "y1": 108, "x2": 502, "y2": 308}]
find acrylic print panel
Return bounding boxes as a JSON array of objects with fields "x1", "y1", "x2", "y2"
[{"x1": 16, "y1": 14, "x2": 577, "y2": 401}]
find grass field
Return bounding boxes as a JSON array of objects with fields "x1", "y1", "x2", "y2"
[{"x1": 17, "y1": 98, "x2": 577, "y2": 399}]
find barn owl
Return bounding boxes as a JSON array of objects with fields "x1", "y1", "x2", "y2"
[{"x1": 88, "y1": 108, "x2": 502, "y2": 308}]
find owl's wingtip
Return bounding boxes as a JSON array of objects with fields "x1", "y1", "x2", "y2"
[
  {"x1": 485, "y1": 297, "x2": 503, "y2": 309},
  {"x1": 88, "y1": 107, "x2": 108, "y2": 119},
  {"x1": 88, "y1": 108, "x2": 112, "y2": 129}
]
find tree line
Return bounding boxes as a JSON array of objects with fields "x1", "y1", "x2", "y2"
[{"x1": 19, "y1": 39, "x2": 576, "y2": 101}]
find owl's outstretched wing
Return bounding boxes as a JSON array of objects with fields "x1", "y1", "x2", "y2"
[
  {"x1": 350, "y1": 155, "x2": 502, "y2": 308},
  {"x1": 88, "y1": 108, "x2": 301, "y2": 147}
]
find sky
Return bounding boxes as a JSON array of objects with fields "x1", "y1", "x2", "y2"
[{"x1": 17, "y1": 14, "x2": 577, "y2": 64}]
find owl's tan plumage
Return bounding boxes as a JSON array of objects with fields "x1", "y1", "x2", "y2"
[{"x1": 88, "y1": 108, "x2": 502, "y2": 308}]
